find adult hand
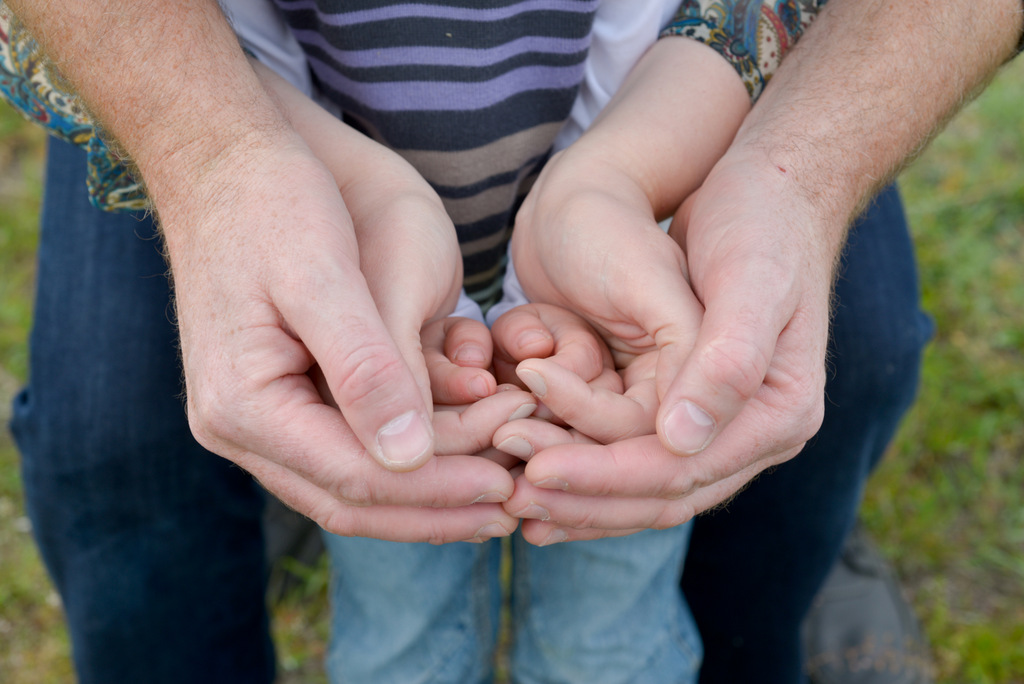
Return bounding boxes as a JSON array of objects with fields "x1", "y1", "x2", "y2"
[
  {"x1": 160, "y1": 63, "x2": 523, "y2": 543},
  {"x1": 162, "y1": 136, "x2": 516, "y2": 543},
  {"x1": 496, "y1": 32, "x2": 837, "y2": 544},
  {"x1": 7, "y1": 0, "x2": 518, "y2": 543},
  {"x1": 503, "y1": 150, "x2": 836, "y2": 543},
  {"x1": 504, "y1": 0, "x2": 1024, "y2": 543}
]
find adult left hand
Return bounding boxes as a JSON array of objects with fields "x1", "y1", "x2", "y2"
[{"x1": 500, "y1": 141, "x2": 838, "y2": 545}]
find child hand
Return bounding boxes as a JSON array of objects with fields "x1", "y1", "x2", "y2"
[
  {"x1": 420, "y1": 315, "x2": 537, "y2": 471},
  {"x1": 489, "y1": 302, "x2": 621, "y2": 419},
  {"x1": 421, "y1": 314, "x2": 497, "y2": 406},
  {"x1": 489, "y1": 303, "x2": 657, "y2": 454}
]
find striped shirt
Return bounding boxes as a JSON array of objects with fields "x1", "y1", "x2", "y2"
[
  {"x1": 272, "y1": 0, "x2": 600, "y2": 304},
  {"x1": 1, "y1": 0, "x2": 823, "y2": 291}
]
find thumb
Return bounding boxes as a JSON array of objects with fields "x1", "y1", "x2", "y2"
[
  {"x1": 289, "y1": 261, "x2": 436, "y2": 472},
  {"x1": 655, "y1": 287, "x2": 785, "y2": 455}
]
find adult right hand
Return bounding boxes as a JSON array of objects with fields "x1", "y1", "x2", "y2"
[
  {"x1": 6, "y1": 0, "x2": 518, "y2": 543},
  {"x1": 159, "y1": 134, "x2": 518, "y2": 544}
]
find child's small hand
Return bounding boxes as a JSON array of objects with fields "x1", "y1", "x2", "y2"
[
  {"x1": 490, "y1": 303, "x2": 621, "y2": 418},
  {"x1": 516, "y1": 349, "x2": 658, "y2": 444},
  {"x1": 421, "y1": 315, "x2": 497, "y2": 405},
  {"x1": 421, "y1": 315, "x2": 537, "y2": 469},
  {"x1": 489, "y1": 302, "x2": 658, "y2": 455}
]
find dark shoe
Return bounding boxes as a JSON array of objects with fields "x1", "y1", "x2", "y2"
[{"x1": 803, "y1": 524, "x2": 934, "y2": 684}]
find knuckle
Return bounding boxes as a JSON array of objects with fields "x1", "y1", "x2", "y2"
[
  {"x1": 667, "y1": 463, "x2": 708, "y2": 500},
  {"x1": 698, "y1": 334, "x2": 771, "y2": 402},
  {"x1": 330, "y1": 340, "x2": 407, "y2": 405},
  {"x1": 185, "y1": 384, "x2": 235, "y2": 448},
  {"x1": 318, "y1": 506, "x2": 359, "y2": 538},
  {"x1": 798, "y1": 397, "x2": 826, "y2": 442},
  {"x1": 331, "y1": 473, "x2": 376, "y2": 507},
  {"x1": 573, "y1": 507, "x2": 602, "y2": 530},
  {"x1": 425, "y1": 523, "x2": 457, "y2": 545},
  {"x1": 774, "y1": 371, "x2": 826, "y2": 445}
]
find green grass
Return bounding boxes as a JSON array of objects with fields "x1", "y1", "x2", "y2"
[
  {"x1": 862, "y1": 56, "x2": 1024, "y2": 684},
  {"x1": 2, "y1": 60, "x2": 1024, "y2": 682}
]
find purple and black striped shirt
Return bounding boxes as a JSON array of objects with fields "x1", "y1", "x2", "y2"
[{"x1": 273, "y1": 0, "x2": 600, "y2": 303}]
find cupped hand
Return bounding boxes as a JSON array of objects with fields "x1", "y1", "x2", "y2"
[
  {"x1": 490, "y1": 302, "x2": 658, "y2": 444},
  {"x1": 511, "y1": 149, "x2": 704, "y2": 373},
  {"x1": 159, "y1": 68, "x2": 519, "y2": 544},
  {"x1": 500, "y1": 152, "x2": 839, "y2": 544}
]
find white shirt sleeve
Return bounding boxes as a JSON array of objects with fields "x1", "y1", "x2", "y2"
[
  {"x1": 553, "y1": 0, "x2": 682, "y2": 152},
  {"x1": 219, "y1": 0, "x2": 313, "y2": 96}
]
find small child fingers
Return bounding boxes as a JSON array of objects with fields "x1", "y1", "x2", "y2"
[
  {"x1": 492, "y1": 303, "x2": 612, "y2": 384},
  {"x1": 424, "y1": 318, "x2": 497, "y2": 404},
  {"x1": 491, "y1": 305, "x2": 556, "y2": 365},
  {"x1": 537, "y1": 308, "x2": 613, "y2": 383},
  {"x1": 433, "y1": 389, "x2": 537, "y2": 455},
  {"x1": 442, "y1": 317, "x2": 493, "y2": 369},
  {"x1": 475, "y1": 446, "x2": 524, "y2": 472},
  {"x1": 493, "y1": 417, "x2": 598, "y2": 461},
  {"x1": 517, "y1": 357, "x2": 654, "y2": 443}
]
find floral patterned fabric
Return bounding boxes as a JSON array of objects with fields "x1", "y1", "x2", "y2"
[
  {"x1": 662, "y1": 0, "x2": 826, "y2": 101},
  {"x1": 2, "y1": 0, "x2": 821, "y2": 212},
  {"x1": 0, "y1": 2, "x2": 148, "y2": 211}
]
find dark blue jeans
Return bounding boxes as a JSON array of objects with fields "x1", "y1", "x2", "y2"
[
  {"x1": 683, "y1": 186, "x2": 933, "y2": 683},
  {"x1": 11, "y1": 140, "x2": 275, "y2": 683},
  {"x1": 11, "y1": 139, "x2": 930, "y2": 683}
]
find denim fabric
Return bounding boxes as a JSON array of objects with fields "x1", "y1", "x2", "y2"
[
  {"x1": 683, "y1": 184, "x2": 933, "y2": 683},
  {"x1": 509, "y1": 529, "x2": 700, "y2": 684},
  {"x1": 322, "y1": 526, "x2": 700, "y2": 684},
  {"x1": 10, "y1": 140, "x2": 275, "y2": 684}
]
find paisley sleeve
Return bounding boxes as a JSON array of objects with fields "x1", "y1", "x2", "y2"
[
  {"x1": 1, "y1": 2, "x2": 148, "y2": 211},
  {"x1": 660, "y1": 0, "x2": 826, "y2": 102}
]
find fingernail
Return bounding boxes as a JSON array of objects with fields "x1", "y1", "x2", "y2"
[
  {"x1": 469, "y1": 374, "x2": 492, "y2": 399},
  {"x1": 511, "y1": 503, "x2": 550, "y2": 521},
  {"x1": 517, "y1": 368, "x2": 547, "y2": 398},
  {"x1": 473, "y1": 491, "x2": 508, "y2": 504},
  {"x1": 454, "y1": 344, "x2": 487, "y2": 365},
  {"x1": 535, "y1": 477, "x2": 568, "y2": 491},
  {"x1": 539, "y1": 528, "x2": 568, "y2": 546},
  {"x1": 662, "y1": 400, "x2": 715, "y2": 454},
  {"x1": 508, "y1": 403, "x2": 537, "y2": 422},
  {"x1": 516, "y1": 329, "x2": 551, "y2": 350},
  {"x1": 496, "y1": 436, "x2": 533, "y2": 459},
  {"x1": 473, "y1": 522, "x2": 511, "y2": 540},
  {"x1": 376, "y1": 410, "x2": 433, "y2": 467}
]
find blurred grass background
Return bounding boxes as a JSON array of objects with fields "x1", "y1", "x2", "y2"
[{"x1": 1, "y1": 58, "x2": 1023, "y2": 683}]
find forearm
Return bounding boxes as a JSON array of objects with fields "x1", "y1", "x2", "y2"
[
  {"x1": 6, "y1": 1, "x2": 289, "y2": 214},
  {"x1": 559, "y1": 38, "x2": 749, "y2": 220},
  {"x1": 727, "y1": 0, "x2": 1023, "y2": 236}
]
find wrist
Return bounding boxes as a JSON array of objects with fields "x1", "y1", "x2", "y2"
[
  {"x1": 156, "y1": 133, "x2": 348, "y2": 282},
  {"x1": 715, "y1": 139, "x2": 854, "y2": 253},
  {"x1": 536, "y1": 145, "x2": 651, "y2": 211},
  {"x1": 9, "y1": 0, "x2": 293, "y2": 218},
  {"x1": 687, "y1": 146, "x2": 849, "y2": 296},
  {"x1": 145, "y1": 118, "x2": 297, "y2": 225}
]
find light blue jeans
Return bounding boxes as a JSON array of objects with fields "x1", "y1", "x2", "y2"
[{"x1": 322, "y1": 526, "x2": 701, "y2": 684}]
